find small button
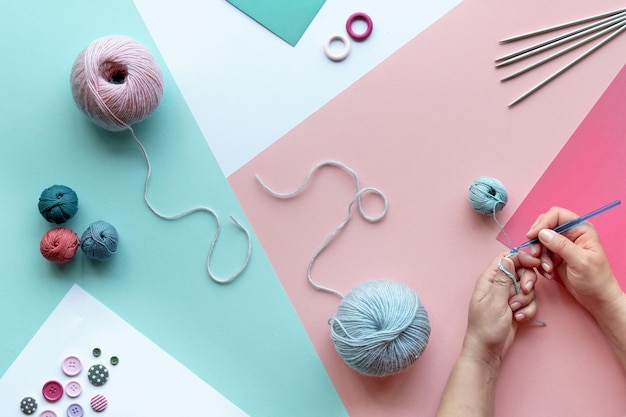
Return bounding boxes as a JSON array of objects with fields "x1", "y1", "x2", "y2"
[
  {"x1": 87, "y1": 364, "x2": 109, "y2": 386},
  {"x1": 65, "y1": 381, "x2": 82, "y2": 398},
  {"x1": 38, "y1": 411, "x2": 57, "y2": 417},
  {"x1": 20, "y1": 396, "x2": 37, "y2": 414},
  {"x1": 110, "y1": 356, "x2": 119, "y2": 366},
  {"x1": 90, "y1": 394, "x2": 108, "y2": 412},
  {"x1": 62, "y1": 355, "x2": 82, "y2": 376},
  {"x1": 92, "y1": 347, "x2": 101, "y2": 357},
  {"x1": 66, "y1": 404, "x2": 83, "y2": 417},
  {"x1": 42, "y1": 380, "x2": 63, "y2": 402}
]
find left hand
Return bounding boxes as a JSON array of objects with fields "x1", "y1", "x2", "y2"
[{"x1": 461, "y1": 252, "x2": 541, "y2": 368}]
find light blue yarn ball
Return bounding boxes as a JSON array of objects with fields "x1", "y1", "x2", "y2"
[
  {"x1": 468, "y1": 176, "x2": 508, "y2": 215},
  {"x1": 330, "y1": 280, "x2": 431, "y2": 377},
  {"x1": 80, "y1": 220, "x2": 119, "y2": 261},
  {"x1": 38, "y1": 185, "x2": 78, "y2": 224}
]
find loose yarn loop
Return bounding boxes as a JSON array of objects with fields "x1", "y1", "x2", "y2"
[
  {"x1": 133, "y1": 133, "x2": 251, "y2": 284},
  {"x1": 330, "y1": 280, "x2": 431, "y2": 376},
  {"x1": 40, "y1": 228, "x2": 79, "y2": 264},
  {"x1": 38, "y1": 185, "x2": 79, "y2": 224},
  {"x1": 256, "y1": 160, "x2": 388, "y2": 298},
  {"x1": 70, "y1": 35, "x2": 164, "y2": 131},
  {"x1": 80, "y1": 220, "x2": 119, "y2": 261},
  {"x1": 468, "y1": 176, "x2": 512, "y2": 248},
  {"x1": 257, "y1": 161, "x2": 431, "y2": 376},
  {"x1": 70, "y1": 35, "x2": 251, "y2": 283}
]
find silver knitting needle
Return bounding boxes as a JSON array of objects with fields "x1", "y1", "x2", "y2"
[
  {"x1": 508, "y1": 23, "x2": 626, "y2": 107},
  {"x1": 500, "y1": 7, "x2": 626, "y2": 43},
  {"x1": 501, "y1": 20, "x2": 626, "y2": 81},
  {"x1": 496, "y1": 14, "x2": 626, "y2": 67},
  {"x1": 496, "y1": 11, "x2": 626, "y2": 63}
]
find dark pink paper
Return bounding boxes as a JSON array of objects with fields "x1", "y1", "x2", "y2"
[{"x1": 503, "y1": 64, "x2": 626, "y2": 289}]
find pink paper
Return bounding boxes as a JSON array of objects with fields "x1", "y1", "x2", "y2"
[
  {"x1": 230, "y1": 0, "x2": 626, "y2": 415},
  {"x1": 503, "y1": 64, "x2": 626, "y2": 290}
]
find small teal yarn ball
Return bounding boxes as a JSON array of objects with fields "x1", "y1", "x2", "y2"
[
  {"x1": 468, "y1": 176, "x2": 508, "y2": 215},
  {"x1": 80, "y1": 220, "x2": 119, "y2": 261},
  {"x1": 38, "y1": 185, "x2": 78, "y2": 224},
  {"x1": 330, "y1": 280, "x2": 431, "y2": 377}
]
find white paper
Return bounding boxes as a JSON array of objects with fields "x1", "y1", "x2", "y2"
[
  {"x1": 0, "y1": 285, "x2": 249, "y2": 416},
  {"x1": 133, "y1": 0, "x2": 461, "y2": 175}
]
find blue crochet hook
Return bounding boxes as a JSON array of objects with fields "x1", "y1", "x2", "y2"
[{"x1": 510, "y1": 199, "x2": 621, "y2": 254}]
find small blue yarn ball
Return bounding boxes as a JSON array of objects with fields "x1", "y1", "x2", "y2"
[
  {"x1": 38, "y1": 185, "x2": 78, "y2": 224},
  {"x1": 330, "y1": 280, "x2": 431, "y2": 377},
  {"x1": 80, "y1": 220, "x2": 119, "y2": 261},
  {"x1": 468, "y1": 176, "x2": 508, "y2": 215}
]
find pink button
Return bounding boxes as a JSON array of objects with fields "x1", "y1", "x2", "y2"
[
  {"x1": 38, "y1": 410, "x2": 57, "y2": 417},
  {"x1": 62, "y1": 355, "x2": 82, "y2": 376},
  {"x1": 65, "y1": 380, "x2": 82, "y2": 398},
  {"x1": 90, "y1": 394, "x2": 108, "y2": 412},
  {"x1": 42, "y1": 380, "x2": 63, "y2": 402}
]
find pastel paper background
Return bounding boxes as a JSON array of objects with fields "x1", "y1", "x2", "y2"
[
  {"x1": 0, "y1": 1, "x2": 346, "y2": 416},
  {"x1": 0, "y1": 285, "x2": 250, "y2": 416},
  {"x1": 226, "y1": 0, "x2": 327, "y2": 46},
  {"x1": 132, "y1": 0, "x2": 462, "y2": 175},
  {"x1": 229, "y1": 0, "x2": 626, "y2": 415},
  {"x1": 502, "y1": 64, "x2": 626, "y2": 289}
]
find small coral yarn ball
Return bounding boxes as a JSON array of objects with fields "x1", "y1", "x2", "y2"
[{"x1": 40, "y1": 228, "x2": 80, "y2": 264}]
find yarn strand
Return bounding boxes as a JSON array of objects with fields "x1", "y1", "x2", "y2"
[
  {"x1": 131, "y1": 127, "x2": 252, "y2": 284},
  {"x1": 256, "y1": 160, "x2": 388, "y2": 298},
  {"x1": 492, "y1": 200, "x2": 513, "y2": 248},
  {"x1": 71, "y1": 36, "x2": 251, "y2": 282}
]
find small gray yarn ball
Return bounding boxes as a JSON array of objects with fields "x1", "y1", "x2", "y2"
[{"x1": 468, "y1": 176, "x2": 508, "y2": 215}]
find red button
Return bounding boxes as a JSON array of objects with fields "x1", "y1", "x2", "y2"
[{"x1": 42, "y1": 380, "x2": 63, "y2": 402}]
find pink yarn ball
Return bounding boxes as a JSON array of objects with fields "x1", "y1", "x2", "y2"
[
  {"x1": 70, "y1": 35, "x2": 164, "y2": 131},
  {"x1": 40, "y1": 228, "x2": 79, "y2": 264}
]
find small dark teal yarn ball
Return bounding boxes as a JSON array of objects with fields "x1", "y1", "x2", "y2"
[
  {"x1": 80, "y1": 220, "x2": 119, "y2": 261},
  {"x1": 38, "y1": 185, "x2": 79, "y2": 224}
]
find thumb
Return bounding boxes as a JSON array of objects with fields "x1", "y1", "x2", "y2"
[
  {"x1": 538, "y1": 229, "x2": 581, "y2": 263},
  {"x1": 492, "y1": 257, "x2": 515, "y2": 299}
]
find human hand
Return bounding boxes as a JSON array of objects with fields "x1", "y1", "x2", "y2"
[
  {"x1": 461, "y1": 252, "x2": 540, "y2": 368},
  {"x1": 525, "y1": 206, "x2": 622, "y2": 316}
]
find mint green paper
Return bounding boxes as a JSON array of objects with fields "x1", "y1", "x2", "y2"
[
  {"x1": 227, "y1": 0, "x2": 326, "y2": 46},
  {"x1": 0, "y1": 1, "x2": 346, "y2": 416}
]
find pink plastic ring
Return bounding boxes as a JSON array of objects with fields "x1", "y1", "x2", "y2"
[{"x1": 346, "y1": 12, "x2": 373, "y2": 41}]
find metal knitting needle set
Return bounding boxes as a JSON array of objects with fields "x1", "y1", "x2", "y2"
[{"x1": 496, "y1": 7, "x2": 626, "y2": 107}]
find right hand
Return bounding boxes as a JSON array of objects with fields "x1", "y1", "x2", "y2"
[{"x1": 525, "y1": 206, "x2": 623, "y2": 315}]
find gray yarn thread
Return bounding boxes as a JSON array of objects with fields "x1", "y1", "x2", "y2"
[
  {"x1": 130, "y1": 126, "x2": 251, "y2": 284},
  {"x1": 256, "y1": 160, "x2": 387, "y2": 298},
  {"x1": 257, "y1": 161, "x2": 431, "y2": 376}
]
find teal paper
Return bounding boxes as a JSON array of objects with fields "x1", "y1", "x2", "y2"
[
  {"x1": 0, "y1": 1, "x2": 346, "y2": 416},
  {"x1": 227, "y1": 0, "x2": 326, "y2": 46}
]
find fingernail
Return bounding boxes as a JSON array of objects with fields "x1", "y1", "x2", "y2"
[
  {"x1": 525, "y1": 281, "x2": 534, "y2": 291},
  {"x1": 515, "y1": 313, "x2": 525, "y2": 321},
  {"x1": 539, "y1": 229, "x2": 554, "y2": 243},
  {"x1": 510, "y1": 301, "x2": 521, "y2": 311},
  {"x1": 542, "y1": 262, "x2": 551, "y2": 273},
  {"x1": 530, "y1": 245, "x2": 538, "y2": 256}
]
